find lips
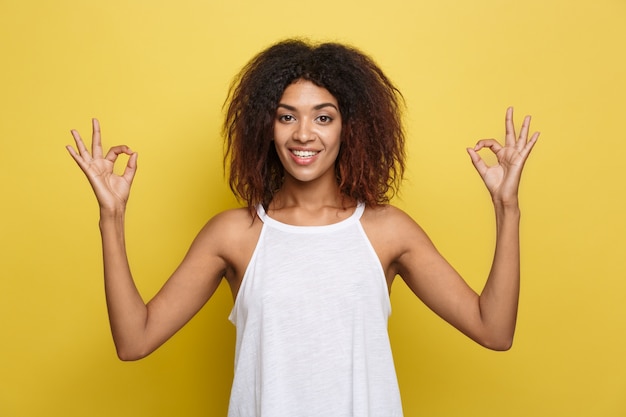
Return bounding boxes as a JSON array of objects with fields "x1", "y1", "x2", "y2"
[
  {"x1": 291, "y1": 149, "x2": 319, "y2": 158},
  {"x1": 289, "y1": 148, "x2": 321, "y2": 165}
]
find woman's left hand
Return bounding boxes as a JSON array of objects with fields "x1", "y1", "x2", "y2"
[{"x1": 467, "y1": 107, "x2": 539, "y2": 206}]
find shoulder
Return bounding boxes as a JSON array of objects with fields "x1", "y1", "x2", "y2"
[
  {"x1": 207, "y1": 206, "x2": 258, "y2": 227},
  {"x1": 186, "y1": 207, "x2": 262, "y2": 279},
  {"x1": 361, "y1": 203, "x2": 422, "y2": 234},
  {"x1": 361, "y1": 204, "x2": 433, "y2": 258},
  {"x1": 184, "y1": 207, "x2": 261, "y2": 260},
  {"x1": 361, "y1": 204, "x2": 451, "y2": 286},
  {"x1": 197, "y1": 207, "x2": 261, "y2": 243}
]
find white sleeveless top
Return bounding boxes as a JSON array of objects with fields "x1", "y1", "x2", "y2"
[{"x1": 228, "y1": 203, "x2": 403, "y2": 416}]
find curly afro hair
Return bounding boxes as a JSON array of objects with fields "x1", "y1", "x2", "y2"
[{"x1": 224, "y1": 39, "x2": 405, "y2": 209}]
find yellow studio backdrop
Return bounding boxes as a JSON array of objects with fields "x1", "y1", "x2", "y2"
[{"x1": 1, "y1": 0, "x2": 624, "y2": 416}]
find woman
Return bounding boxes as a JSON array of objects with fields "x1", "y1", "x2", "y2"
[{"x1": 67, "y1": 39, "x2": 539, "y2": 416}]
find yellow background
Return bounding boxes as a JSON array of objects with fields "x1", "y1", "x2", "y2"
[{"x1": 1, "y1": 0, "x2": 625, "y2": 416}]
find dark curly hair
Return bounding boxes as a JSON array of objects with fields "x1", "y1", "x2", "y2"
[{"x1": 224, "y1": 39, "x2": 405, "y2": 209}]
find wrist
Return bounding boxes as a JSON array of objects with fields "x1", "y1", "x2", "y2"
[
  {"x1": 493, "y1": 201, "x2": 521, "y2": 225},
  {"x1": 492, "y1": 196, "x2": 520, "y2": 211},
  {"x1": 99, "y1": 206, "x2": 126, "y2": 225}
]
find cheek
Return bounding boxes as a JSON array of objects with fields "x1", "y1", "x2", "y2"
[
  {"x1": 332, "y1": 127, "x2": 343, "y2": 147},
  {"x1": 272, "y1": 123, "x2": 290, "y2": 142}
]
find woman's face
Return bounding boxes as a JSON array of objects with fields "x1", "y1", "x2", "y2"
[{"x1": 273, "y1": 80, "x2": 342, "y2": 185}]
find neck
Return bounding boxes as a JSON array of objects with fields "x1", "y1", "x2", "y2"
[
  {"x1": 270, "y1": 171, "x2": 356, "y2": 210},
  {"x1": 268, "y1": 179, "x2": 357, "y2": 226},
  {"x1": 272, "y1": 180, "x2": 339, "y2": 208}
]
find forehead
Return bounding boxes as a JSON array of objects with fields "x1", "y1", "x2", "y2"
[{"x1": 279, "y1": 80, "x2": 338, "y2": 106}]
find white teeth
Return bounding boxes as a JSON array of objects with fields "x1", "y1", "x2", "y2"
[{"x1": 292, "y1": 150, "x2": 318, "y2": 157}]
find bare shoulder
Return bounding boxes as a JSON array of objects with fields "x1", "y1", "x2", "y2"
[
  {"x1": 191, "y1": 207, "x2": 262, "y2": 285},
  {"x1": 195, "y1": 207, "x2": 261, "y2": 250},
  {"x1": 360, "y1": 204, "x2": 435, "y2": 282},
  {"x1": 202, "y1": 207, "x2": 259, "y2": 232},
  {"x1": 361, "y1": 203, "x2": 409, "y2": 222},
  {"x1": 361, "y1": 204, "x2": 426, "y2": 240}
]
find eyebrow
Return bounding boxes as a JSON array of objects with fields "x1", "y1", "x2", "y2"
[{"x1": 277, "y1": 103, "x2": 339, "y2": 111}]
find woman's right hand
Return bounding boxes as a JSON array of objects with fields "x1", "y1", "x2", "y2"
[{"x1": 66, "y1": 118, "x2": 138, "y2": 212}]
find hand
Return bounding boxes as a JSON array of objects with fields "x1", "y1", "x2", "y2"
[
  {"x1": 66, "y1": 119, "x2": 138, "y2": 212},
  {"x1": 467, "y1": 107, "x2": 539, "y2": 206}
]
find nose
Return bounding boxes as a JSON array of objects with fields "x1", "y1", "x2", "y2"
[{"x1": 293, "y1": 119, "x2": 314, "y2": 143}]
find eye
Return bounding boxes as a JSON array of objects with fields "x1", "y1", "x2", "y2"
[
  {"x1": 316, "y1": 115, "x2": 333, "y2": 124},
  {"x1": 278, "y1": 114, "x2": 295, "y2": 123}
]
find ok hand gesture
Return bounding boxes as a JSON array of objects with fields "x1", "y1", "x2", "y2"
[
  {"x1": 467, "y1": 107, "x2": 539, "y2": 206},
  {"x1": 66, "y1": 119, "x2": 138, "y2": 212}
]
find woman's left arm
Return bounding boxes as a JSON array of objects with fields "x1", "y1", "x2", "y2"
[
  {"x1": 391, "y1": 107, "x2": 538, "y2": 351},
  {"x1": 465, "y1": 106, "x2": 539, "y2": 349}
]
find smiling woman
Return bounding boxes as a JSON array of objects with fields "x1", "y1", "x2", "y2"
[
  {"x1": 223, "y1": 40, "x2": 406, "y2": 213},
  {"x1": 66, "y1": 39, "x2": 538, "y2": 416}
]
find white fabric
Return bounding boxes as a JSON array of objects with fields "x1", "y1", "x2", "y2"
[{"x1": 228, "y1": 202, "x2": 403, "y2": 417}]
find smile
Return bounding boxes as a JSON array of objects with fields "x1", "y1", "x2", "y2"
[{"x1": 291, "y1": 150, "x2": 320, "y2": 158}]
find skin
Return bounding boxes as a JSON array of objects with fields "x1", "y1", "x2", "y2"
[{"x1": 67, "y1": 80, "x2": 538, "y2": 360}]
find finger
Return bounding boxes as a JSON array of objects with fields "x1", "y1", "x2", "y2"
[
  {"x1": 466, "y1": 148, "x2": 488, "y2": 177},
  {"x1": 92, "y1": 118, "x2": 103, "y2": 159},
  {"x1": 70, "y1": 128, "x2": 92, "y2": 161},
  {"x1": 473, "y1": 138, "x2": 504, "y2": 154},
  {"x1": 66, "y1": 144, "x2": 90, "y2": 170},
  {"x1": 519, "y1": 131, "x2": 540, "y2": 159},
  {"x1": 504, "y1": 106, "x2": 516, "y2": 147},
  {"x1": 516, "y1": 115, "x2": 531, "y2": 151},
  {"x1": 104, "y1": 145, "x2": 134, "y2": 163},
  {"x1": 122, "y1": 152, "x2": 139, "y2": 184}
]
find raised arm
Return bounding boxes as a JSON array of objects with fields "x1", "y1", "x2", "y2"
[
  {"x1": 465, "y1": 106, "x2": 539, "y2": 348},
  {"x1": 67, "y1": 120, "x2": 227, "y2": 360},
  {"x1": 391, "y1": 107, "x2": 538, "y2": 350}
]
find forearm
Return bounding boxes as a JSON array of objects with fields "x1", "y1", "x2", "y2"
[
  {"x1": 99, "y1": 209, "x2": 150, "y2": 360},
  {"x1": 478, "y1": 201, "x2": 521, "y2": 350}
]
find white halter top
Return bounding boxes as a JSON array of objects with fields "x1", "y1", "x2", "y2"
[{"x1": 228, "y1": 203, "x2": 403, "y2": 416}]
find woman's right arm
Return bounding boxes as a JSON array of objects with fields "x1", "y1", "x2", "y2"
[{"x1": 67, "y1": 119, "x2": 226, "y2": 360}]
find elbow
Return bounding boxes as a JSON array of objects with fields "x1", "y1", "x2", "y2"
[
  {"x1": 117, "y1": 353, "x2": 141, "y2": 362},
  {"x1": 479, "y1": 334, "x2": 514, "y2": 351},
  {"x1": 116, "y1": 350, "x2": 144, "y2": 362},
  {"x1": 485, "y1": 340, "x2": 513, "y2": 352},
  {"x1": 473, "y1": 315, "x2": 517, "y2": 351},
  {"x1": 115, "y1": 345, "x2": 151, "y2": 362},
  {"x1": 112, "y1": 330, "x2": 159, "y2": 361}
]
